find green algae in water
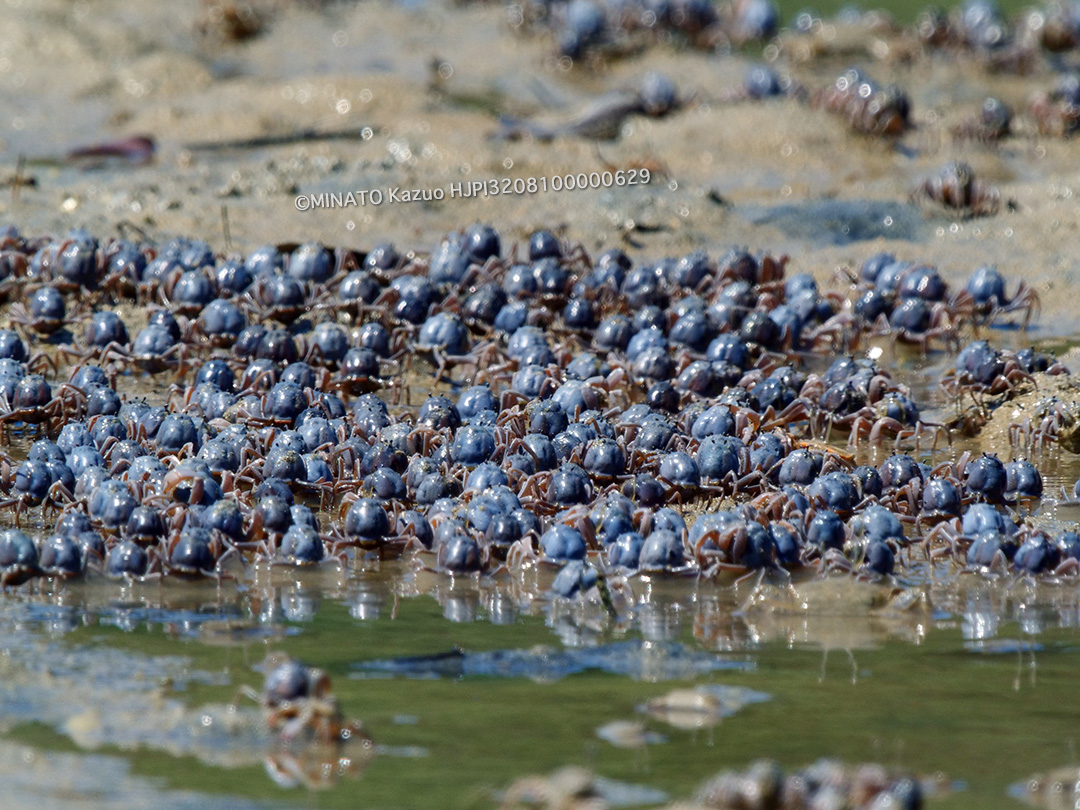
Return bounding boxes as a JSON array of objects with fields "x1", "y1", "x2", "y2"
[{"x1": 4, "y1": 584, "x2": 1080, "y2": 809}]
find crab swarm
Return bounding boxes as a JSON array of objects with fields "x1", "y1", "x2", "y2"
[{"x1": 0, "y1": 222, "x2": 1071, "y2": 594}]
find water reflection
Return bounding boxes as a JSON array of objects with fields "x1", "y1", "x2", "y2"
[
  {"x1": 963, "y1": 588, "x2": 1001, "y2": 640},
  {"x1": 280, "y1": 584, "x2": 320, "y2": 622},
  {"x1": 642, "y1": 685, "x2": 771, "y2": 731},
  {"x1": 1011, "y1": 764, "x2": 1080, "y2": 809},
  {"x1": 487, "y1": 590, "x2": 518, "y2": 625},
  {"x1": 941, "y1": 577, "x2": 1080, "y2": 644},
  {"x1": 5, "y1": 566, "x2": 1080, "y2": 806},
  {"x1": 263, "y1": 738, "x2": 374, "y2": 791},
  {"x1": 8, "y1": 564, "x2": 1080, "y2": 652},
  {"x1": 635, "y1": 601, "x2": 683, "y2": 643},
  {"x1": 443, "y1": 590, "x2": 480, "y2": 623},
  {"x1": 349, "y1": 584, "x2": 385, "y2": 621}
]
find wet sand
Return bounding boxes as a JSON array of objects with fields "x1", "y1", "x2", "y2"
[{"x1": 3, "y1": 0, "x2": 1080, "y2": 334}]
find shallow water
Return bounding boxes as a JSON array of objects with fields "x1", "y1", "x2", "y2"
[{"x1": 4, "y1": 570, "x2": 1080, "y2": 809}]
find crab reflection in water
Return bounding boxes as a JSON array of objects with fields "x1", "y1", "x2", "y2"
[
  {"x1": 641, "y1": 683, "x2": 771, "y2": 738},
  {"x1": 234, "y1": 652, "x2": 375, "y2": 789},
  {"x1": 1011, "y1": 764, "x2": 1080, "y2": 810},
  {"x1": 736, "y1": 578, "x2": 930, "y2": 683}
]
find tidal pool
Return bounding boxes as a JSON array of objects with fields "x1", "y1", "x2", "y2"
[{"x1": 2, "y1": 565, "x2": 1080, "y2": 809}]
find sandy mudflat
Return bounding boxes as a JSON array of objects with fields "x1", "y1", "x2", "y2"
[{"x1": 1, "y1": 0, "x2": 1079, "y2": 334}]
